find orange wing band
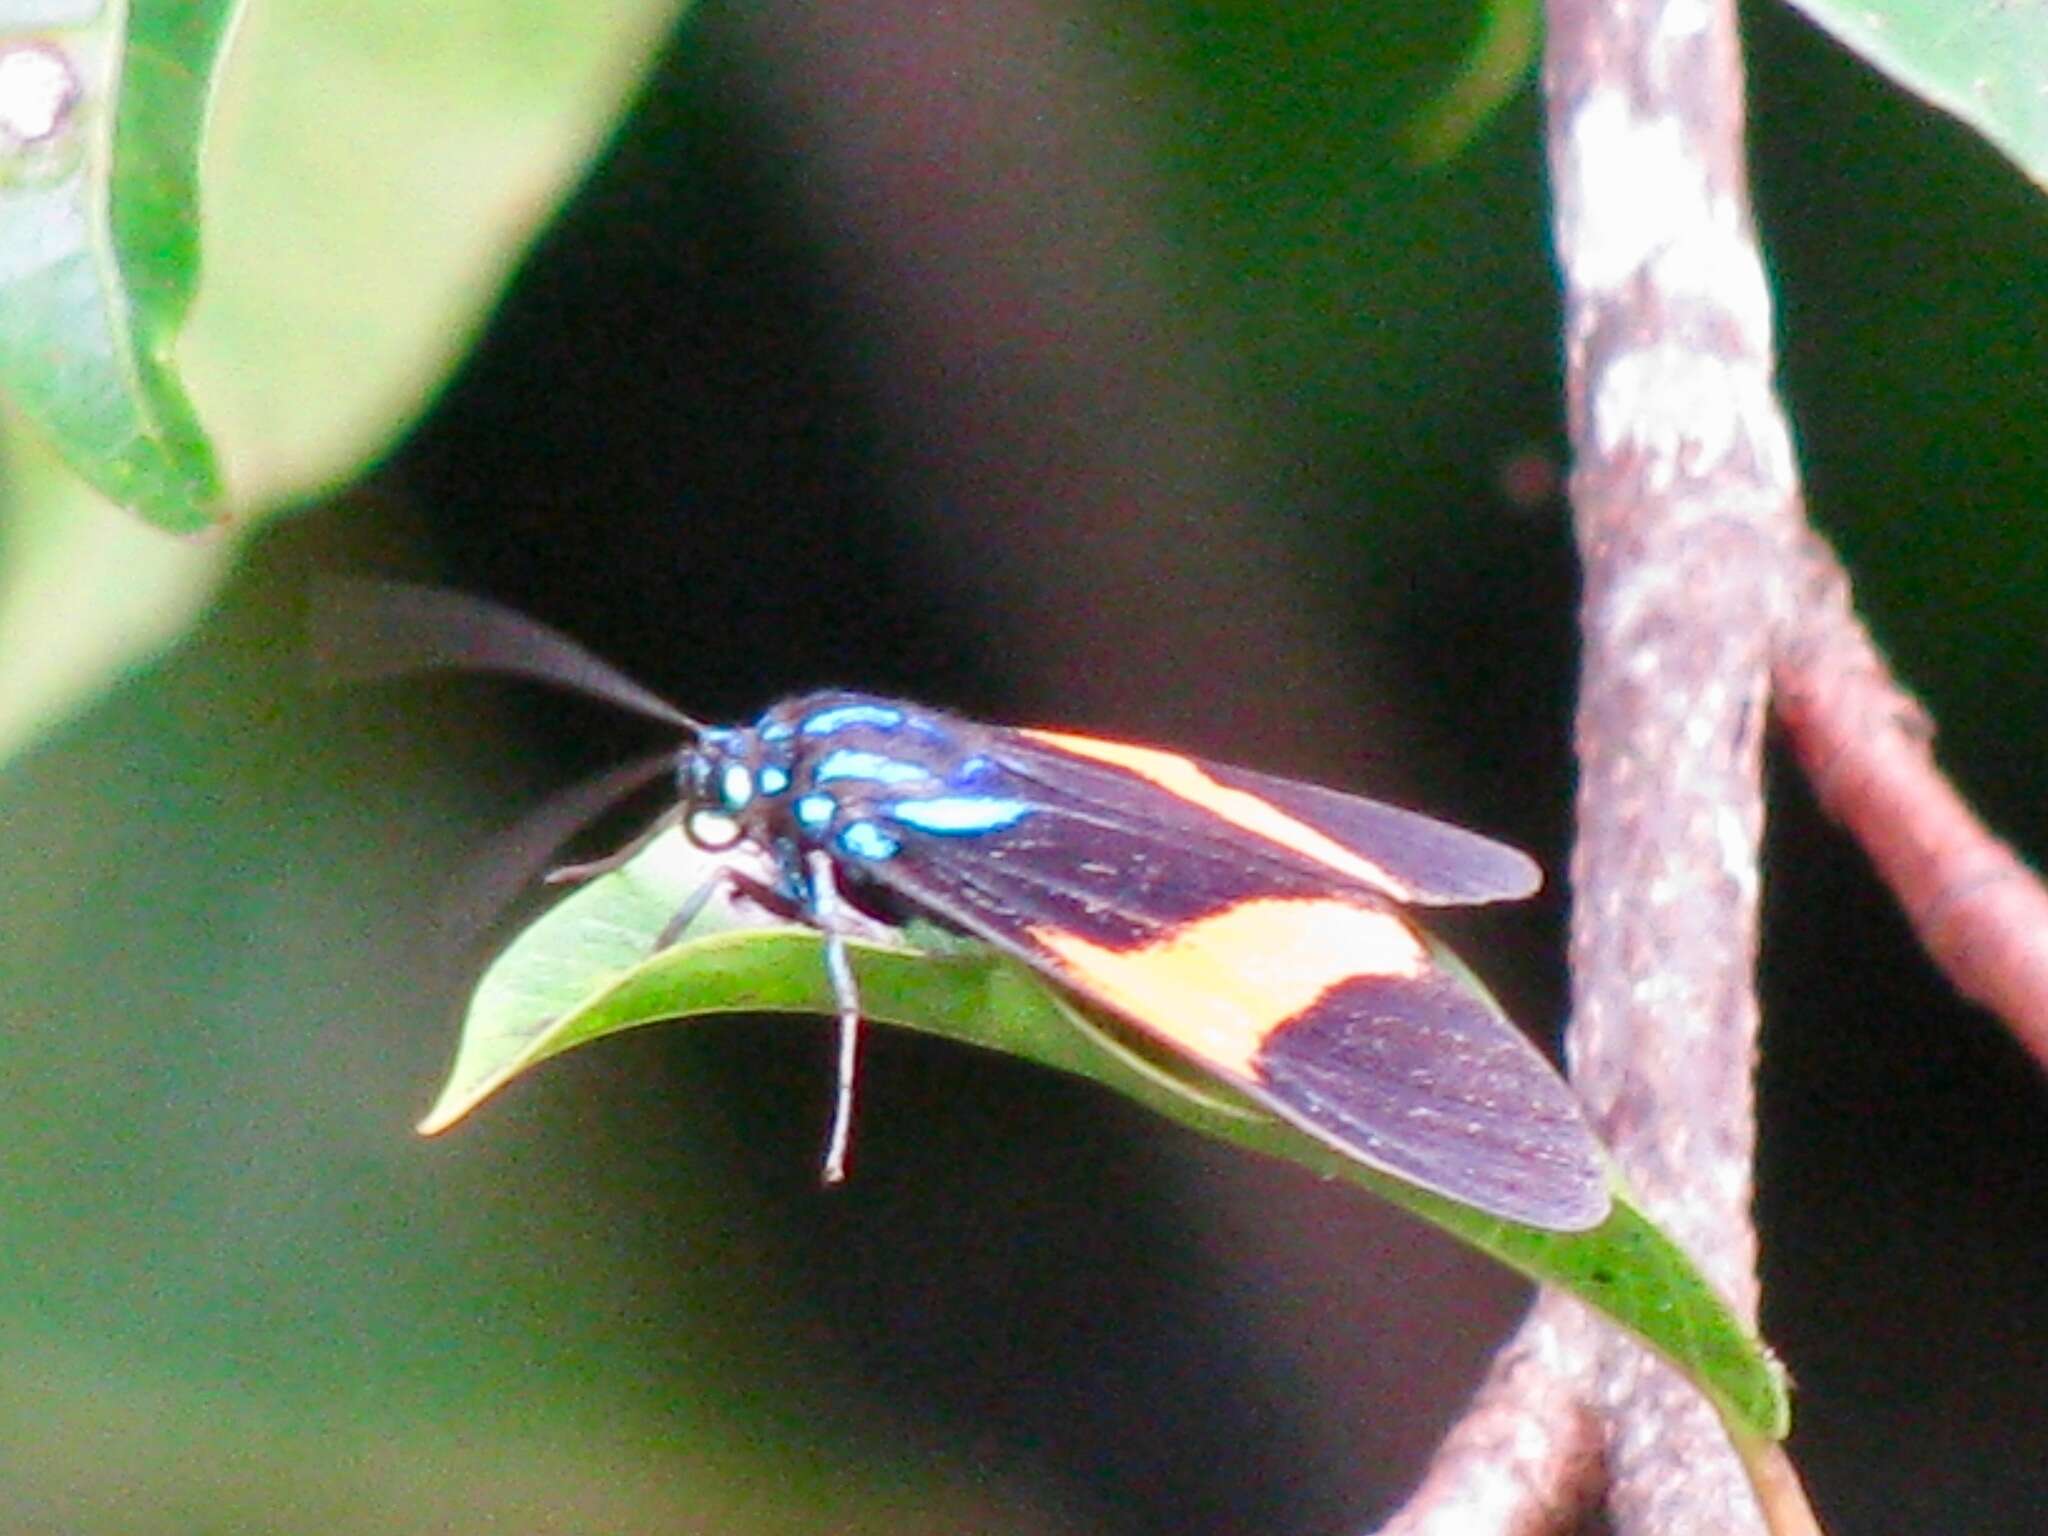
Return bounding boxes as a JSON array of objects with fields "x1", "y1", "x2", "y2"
[{"x1": 1029, "y1": 896, "x2": 1428, "y2": 1076}]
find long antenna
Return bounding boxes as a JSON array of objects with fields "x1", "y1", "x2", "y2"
[
  {"x1": 312, "y1": 577, "x2": 703, "y2": 732},
  {"x1": 434, "y1": 752, "x2": 681, "y2": 946}
]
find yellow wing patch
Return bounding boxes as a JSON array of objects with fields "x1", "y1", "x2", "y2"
[
  {"x1": 1028, "y1": 897, "x2": 1428, "y2": 1076},
  {"x1": 1024, "y1": 730, "x2": 1418, "y2": 899}
]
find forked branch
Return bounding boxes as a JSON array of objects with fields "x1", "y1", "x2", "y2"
[{"x1": 1372, "y1": 0, "x2": 2048, "y2": 1524}]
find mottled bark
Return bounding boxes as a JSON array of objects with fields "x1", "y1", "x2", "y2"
[{"x1": 1374, "y1": 0, "x2": 1797, "y2": 1526}]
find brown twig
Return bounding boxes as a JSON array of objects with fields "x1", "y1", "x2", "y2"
[
  {"x1": 1378, "y1": 0, "x2": 2044, "y2": 1521},
  {"x1": 1777, "y1": 532, "x2": 2048, "y2": 1072},
  {"x1": 1374, "y1": 0, "x2": 1808, "y2": 1525},
  {"x1": 1372, "y1": 1294, "x2": 1604, "y2": 1536}
]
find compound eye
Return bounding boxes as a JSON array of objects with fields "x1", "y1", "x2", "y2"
[{"x1": 680, "y1": 753, "x2": 714, "y2": 802}]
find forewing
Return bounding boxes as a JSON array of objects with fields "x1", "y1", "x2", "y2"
[
  {"x1": 1189, "y1": 755, "x2": 1541, "y2": 904},
  {"x1": 1002, "y1": 729, "x2": 1541, "y2": 906},
  {"x1": 847, "y1": 772, "x2": 1607, "y2": 1230}
]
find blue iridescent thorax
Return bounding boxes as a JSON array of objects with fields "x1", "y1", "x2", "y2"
[{"x1": 677, "y1": 692, "x2": 1035, "y2": 896}]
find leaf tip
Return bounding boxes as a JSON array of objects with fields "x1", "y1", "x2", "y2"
[{"x1": 416, "y1": 1085, "x2": 480, "y2": 1137}]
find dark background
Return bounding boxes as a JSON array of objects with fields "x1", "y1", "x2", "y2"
[{"x1": 3, "y1": 1, "x2": 2041, "y2": 1530}]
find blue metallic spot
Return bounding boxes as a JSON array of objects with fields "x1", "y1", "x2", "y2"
[
  {"x1": 757, "y1": 764, "x2": 790, "y2": 796},
  {"x1": 719, "y1": 763, "x2": 753, "y2": 810},
  {"x1": 838, "y1": 821, "x2": 902, "y2": 861},
  {"x1": 944, "y1": 754, "x2": 1009, "y2": 792},
  {"x1": 795, "y1": 792, "x2": 837, "y2": 830},
  {"x1": 813, "y1": 748, "x2": 928, "y2": 786},
  {"x1": 800, "y1": 703, "x2": 906, "y2": 736},
  {"x1": 887, "y1": 796, "x2": 1034, "y2": 835},
  {"x1": 761, "y1": 720, "x2": 796, "y2": 743}
]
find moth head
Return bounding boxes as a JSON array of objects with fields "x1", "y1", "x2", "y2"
[{"x1": 678, "y1": 730, "x2": 752, "y2": 851}]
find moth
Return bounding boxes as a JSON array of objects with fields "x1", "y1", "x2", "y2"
[{"x1": 329, "y1": 581, "x2": 1609, "y2": 1230}]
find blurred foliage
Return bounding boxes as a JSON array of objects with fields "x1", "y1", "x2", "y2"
[
  {"x1": 1400, "y1": 0, "x2": 1541, "y2": 166},
  {"x1": 0, "y1": 0, "x2": 2043, "y2": 1532},
  {"x1": 0, "y1": 0, "x2": 687, "y2": 748},
  {"x1": 0, "y1": 421, "x2": 225, "y2": 763}
]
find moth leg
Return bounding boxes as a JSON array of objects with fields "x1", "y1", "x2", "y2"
[
  {"x1": 652, "y1": 871, "x2": 724, "y2": 950},
  {"x1": 651, "y1": 865, "x2": 796, "y2": 950},
  {"x1": 643, "y1": 848, "x2": 868, "y2": 1183},
  {"x1": 806, "y1": 849, "x2": 865, "y2": 1186}
]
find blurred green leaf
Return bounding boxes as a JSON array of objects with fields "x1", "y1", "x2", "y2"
[
  {"x1": 427, "y1": 833, "x2": 1792, "y2": 1444},
  {"x1": 0, "y1": 3, "x2": 234, "y2": 529},
  {"x1": 183, "y1": 0, "x2": 691, "y2": 508},
  {"x1": 0, "y1": 1, "x2": 687, "y2": 767},
  {"x1": 1780, "y1": 0, "x2": 2048, "y2": 191},
  {"x1": 1401, "y1": 0, "x2": 1539, "y2": 166},
  {"x1": 0, "y1": 418, "x2": 231, "y2": 761}
]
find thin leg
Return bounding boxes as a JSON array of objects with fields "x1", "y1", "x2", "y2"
[
  {"x1": 806, "y1": 850, "x2": 864, "y2": 1186},
  {"x1": 654, "y1": 870, "x2": 723, "y2": 950},
  {"x1": 652, "y1": 865, "x2": 795, "y2": 950},
  {"x1": 546, "y1": 806, "x2": 681, "y2": 885}
]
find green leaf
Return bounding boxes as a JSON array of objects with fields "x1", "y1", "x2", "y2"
[
  {"x1": 0, "y1": 2, "x2": 235, "y2": 530},
  {"x1": 0, "y1": 415, "x2": 231, "y2": 762},
  {"x1": 1401, "y1": 0, "x2": 1540, "y2": 166},
  {"x1": 424, "y1": 834, "x2": 1792, "y2": 1444},
  {"x1": 1779, "y1": 0, "x2": 2048, "y2": 191},
  {"x1": 0, "y1": 1, "x2": 687, "y2": 767},
  {"x1": 181, "y1": 0, "x2": 691, "y2": 509}
]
